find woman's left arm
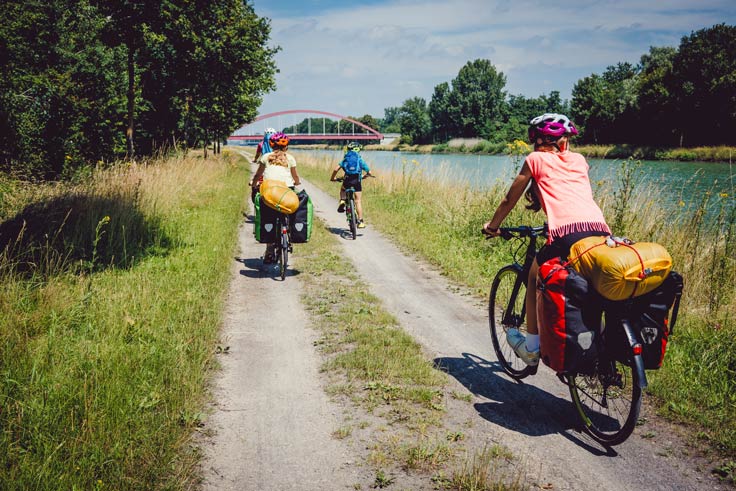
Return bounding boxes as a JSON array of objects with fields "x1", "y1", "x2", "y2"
[{"x1": 290, "y1": 166, "x2": 301, "y2": 186}]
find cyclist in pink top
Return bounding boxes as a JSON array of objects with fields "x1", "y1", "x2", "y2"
[{"x1": 482, "y1": 114, "x2": 610, "y2": 366}]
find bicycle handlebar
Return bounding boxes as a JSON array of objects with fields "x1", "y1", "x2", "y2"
[
  {"x1": 487, "y1": 225, "x2": 547, "y2": 241},
  {"x1": 334, "y1": 174, "x2": 375, "y2": 182}
]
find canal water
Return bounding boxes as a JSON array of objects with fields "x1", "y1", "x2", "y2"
[{"x1": 294, "y1": 148, "x2": 734, "y2": 213}]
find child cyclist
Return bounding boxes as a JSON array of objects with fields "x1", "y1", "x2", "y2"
[
  {"x1": 330, "y1": 142, "x2": 374, "y2": 229},
  {"x1": 482, "y1": 114, "x2": 610, "y2": 366}
]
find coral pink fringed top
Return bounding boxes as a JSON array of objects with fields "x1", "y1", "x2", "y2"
[{"x1": 525, "y1": 150, "x2": 610, "y2": 243}]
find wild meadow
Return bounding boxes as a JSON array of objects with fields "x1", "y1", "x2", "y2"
[
  {"x1": 297, "y1": 151, "x2": 736, "y2": 457},
  {"x1": 0, "y1": 152, "x2": 247, "y2": 489}
]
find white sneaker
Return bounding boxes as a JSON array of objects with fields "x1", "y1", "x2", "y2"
[{"x1": 506, "y1": 328, "x2": 540, "y2": 366}]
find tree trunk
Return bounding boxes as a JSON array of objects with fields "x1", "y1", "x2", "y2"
[
  {"x1": 126, "y1": 39, "x2": 135, "y2": 160},
  {"x1": 203, "y1": 129, "x2": 208, "y2": 159}
]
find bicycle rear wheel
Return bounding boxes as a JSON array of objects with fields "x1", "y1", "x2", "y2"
[
  {"x1": 348, "y1": 198, "x2": 357, "y2": 239},
  {"x1": 567, "y1": 357, "x2": 642, "y2": 446},
  {"x1": 278, "y1": 232, "x2": 288, "y2": 280},
  {"x1": 488, "y1": 265, "x2": 535, "y2": 379}
]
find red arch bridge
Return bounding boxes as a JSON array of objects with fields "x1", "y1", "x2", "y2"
[{"x1": 228, "y1": 109, "x2": 384, "y2": 143}]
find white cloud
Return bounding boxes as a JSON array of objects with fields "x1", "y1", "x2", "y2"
[{"x1": 253, "y1": 0, "x2": 736, "y2": 119}]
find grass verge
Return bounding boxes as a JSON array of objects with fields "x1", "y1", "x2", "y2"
[
  {"x1": 296, "y1": 151, "x2": 736, "y2": 460},
  {"x1": 0, "y1": 151, "x2": 247, "y2": 489}
]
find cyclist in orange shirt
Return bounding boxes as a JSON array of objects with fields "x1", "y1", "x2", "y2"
[{"x1": 482, "y1": 114, "x2": 610, "y2": 366}]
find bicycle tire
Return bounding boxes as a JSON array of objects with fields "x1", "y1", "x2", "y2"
[
  {"x1": 348, "y1": 198, "x2": 357, "y2": 240},
  {"x1": 279, "y1": 231, "x2": 288, "y2": 281},
  {"x1": 488, "y1": 265, "x2": 536, "y2": 379},
  {"x1": 567, "y1": 356, "x2": 642, "y2": 446}
]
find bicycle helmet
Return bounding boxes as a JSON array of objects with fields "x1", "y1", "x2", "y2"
[
  {"x1": 347, "y1": 142, "x2": 362, "y2": 152},
  {"x1": 265, "y1": 127, "x2": 276, "y2": 134},
  {"x1": 269, "y1": 132, "x2": 290, "y2": 147},
  {"x1": 528, "y1": 113, "x2": 579, "y2": 142}
]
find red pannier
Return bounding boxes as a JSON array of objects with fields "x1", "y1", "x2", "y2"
[{"x1": 537, "y1": 257, "x2": 602, "y2": 375}]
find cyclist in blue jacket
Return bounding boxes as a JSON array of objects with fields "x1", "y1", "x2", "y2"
[{"x1": 330, "y1": 142, "x2": 373, "y2": 228}]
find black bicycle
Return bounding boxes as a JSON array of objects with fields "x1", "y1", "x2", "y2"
[
  {"x1": 272, "y1": 212, "x2": 291, "y2": 280},
  {"x1": 335, "y1": 175, "x2": 373, "y2": 240},
  {"x1": 487, "y1": 226, "x2": 658, "y2": 446}
]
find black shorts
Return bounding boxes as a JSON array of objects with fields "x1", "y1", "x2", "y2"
[
  {"x1": 536, "y1": 230, "x2": 609, "y2": 266},
  {"x1": 341, "y1": 174, "x2": 362, "y2": 192}
]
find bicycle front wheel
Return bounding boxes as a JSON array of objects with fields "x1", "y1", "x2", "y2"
[
  {"x1": 348, "y1": 199, "x2": 357, "y2": 239},
  {"x1": 567, "y1": 358, "x2": 642, "y2": 446},
  {"x1": 488, "y1": 265, "x2": 535, "y2": 379},
  {"x1": 279, "y1": 234, "x2": 288, "y2": 280}
]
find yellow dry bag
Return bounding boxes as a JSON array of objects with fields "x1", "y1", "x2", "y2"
[
  {"x1": 259, "y1": 179, "x2": 299, "y2": 214},
  {"x1": 568, "y1": 236, "x2": 672, "y2": 301}
]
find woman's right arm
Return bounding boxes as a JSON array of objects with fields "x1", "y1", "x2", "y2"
[
  {"x1": 483, "y1": 162, "x2": 533, "y2": 235},
  {"x1": 249, "y1": 163, "x2": 266, "y2": 186}
]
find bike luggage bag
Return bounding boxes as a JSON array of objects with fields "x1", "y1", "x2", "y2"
[
  {"x1": 254, "y1": 194, "x2": 280, "y2": 244},
  {"x1": 537, "y1": 257, "x2": 601, "y2": 375},
  {"x1": 289, "y1": 190, "x2": 313, "y2": 243},
  {"x1": 259, "y1": 179, "x2": 299, "y2": 214},
  {"x1": 605, "y1": 271, "x2": 683, "y2": 369},
  {"x1": 569, "y1": 236, "x2": 672, "y2": 301}
]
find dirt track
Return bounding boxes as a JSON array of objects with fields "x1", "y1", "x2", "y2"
[{"x1": 200, "y1": 160, "x2": 726, "y2": 490}]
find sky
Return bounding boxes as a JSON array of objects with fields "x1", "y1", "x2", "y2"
[{"x1": 252, "y1": 0, "x2": 736, "y2": 122}]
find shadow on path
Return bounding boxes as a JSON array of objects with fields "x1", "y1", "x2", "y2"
[
  {"x1": 435, "y1": 352, "x2": 616, "y2": 456},
  {"x1": 236, "y1": 256, "x2": 301, "y2": 281}
]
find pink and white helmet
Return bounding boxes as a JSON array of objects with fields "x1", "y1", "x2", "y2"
[{"x1": 528, "y1": 113, "x2": 579, "y2": 141}]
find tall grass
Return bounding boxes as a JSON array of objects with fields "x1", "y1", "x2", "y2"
[
  {"x1": 297, "y1": 152, "x2": 736, "y2": 456},
  {"x1": 0, "y1": 151, "x2": 247, "y2": 489}
]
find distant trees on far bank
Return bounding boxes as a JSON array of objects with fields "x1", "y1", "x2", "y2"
[{"x1": 384, "y1": 23, "x2": 735, "y2": 148}]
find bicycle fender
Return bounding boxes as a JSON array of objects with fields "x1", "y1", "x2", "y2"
[{"x1": 621, "y1": 319, "x2": 649, "y2": 389}]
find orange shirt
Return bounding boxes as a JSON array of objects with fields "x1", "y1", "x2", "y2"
[{"x1": 525, "y1": 150, "x2": 610, "y2": 242}]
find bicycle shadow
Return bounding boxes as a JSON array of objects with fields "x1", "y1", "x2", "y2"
[
  {"x1": 326, "y1": 226, "x2": 364, "y2": 241},
  {"x1": 434, "y1": 352, "x2": 617, "y2": 456},
  {"x1": 235, "y1": 256, "x2": 301, "y2": 280}
]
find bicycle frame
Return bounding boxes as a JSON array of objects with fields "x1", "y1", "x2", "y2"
[{"x1": 498, "y1": 227, "x2": 544, "y2": 327}]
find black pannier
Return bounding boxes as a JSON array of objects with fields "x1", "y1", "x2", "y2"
[
  {"x1": 605, "y1": 271, "x2": 683, "y2": 369},
  {"x1": 289, "y1": 190, "x2": 313, "y2": 243},
  {"x1": 254, "y1": 194, "x2": 280, "y2": 244}
]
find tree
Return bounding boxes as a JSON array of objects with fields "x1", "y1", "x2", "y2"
[
  {"x1": 428, "y1": 82, "x2": 452, "y2": 142},
  {"x1": 445, "y1": 59, "x2": 507, "y2": 139},
  {"x1": 669, "y1": 24, "x2": 736, "y2": 146},
  {"x1": 637, "y1": 46, "x2": 677, "y2": 145},
  {"x1": 398, "y1": 97, "x2": 431, "y2": 145},
  {"x1": 380, "y1": 107, "x2": 401, "y2": 133},
  {"x1": 0, "y1": 0, "x2": 126, "y2": 176},
  {"x1": 571, "y1": 63, "x2": 638, "y2": 144}
]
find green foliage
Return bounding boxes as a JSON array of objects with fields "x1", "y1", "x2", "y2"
[
  {"x1": 398, "y1": 97, "x2": 432, "y2": 144},
  {"x1": 571, "y1": 24, "x2": 736, "y2": 147},
  {"x1": 0, "y1": 0, "x2": 277, "y2": 177},
  {"x1": 669, "y1": 24, "x2": 736, "y2": 146}
]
